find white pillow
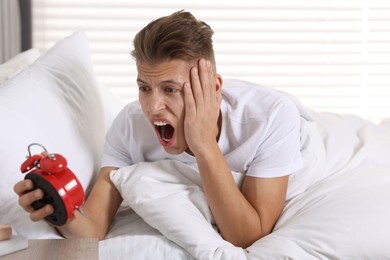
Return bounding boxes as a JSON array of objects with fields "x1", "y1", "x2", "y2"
[
  {"x1": 0, "y1": 49, "x2": 41, "y2": 85},
  {"x1": 0, "y1": 32, "x2": 106, "y2": 238},
  {"x1": 99, "y1": 84, "x2": 127, "y2": 132}
]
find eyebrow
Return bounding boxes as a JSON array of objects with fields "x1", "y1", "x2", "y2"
[{"x1": 136, "y1": 78, "x2": 183, "y2": 88}]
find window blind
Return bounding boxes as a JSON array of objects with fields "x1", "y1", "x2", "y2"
[
  {"x1": 32, "y1": 0, "x2": 390, "y2": 122},
  {"x1": 0, "y1": 0, "x2": 21, "y2": 63}
]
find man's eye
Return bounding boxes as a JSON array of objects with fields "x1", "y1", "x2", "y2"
[
  {"x1": 165, "y1": 87, "x2": 177, "y2": 93},
  {"x1": 139, "y1": 86, "x2": 148, "y2": 92}
]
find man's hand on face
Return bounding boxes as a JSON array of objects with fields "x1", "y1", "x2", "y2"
[{"x1": 183, "y1": 59, "x2": 221, "y2": 156}]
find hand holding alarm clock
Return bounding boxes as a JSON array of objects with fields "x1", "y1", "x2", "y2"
[{"x1": 20, "y1": 143, "x2": 86, "y2": 226}]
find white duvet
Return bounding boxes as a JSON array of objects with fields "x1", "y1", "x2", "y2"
[{"x1": 102, "y1": 100, "x2": 390, "y2": 259}]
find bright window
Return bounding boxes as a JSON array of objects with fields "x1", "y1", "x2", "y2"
[{"x1": 32, "y1": 0, "x2": 390, "y2": 122}]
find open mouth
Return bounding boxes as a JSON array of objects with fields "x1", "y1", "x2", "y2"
[{"x1": 153, "y1": 121, "x2": 175, "y2": 143}]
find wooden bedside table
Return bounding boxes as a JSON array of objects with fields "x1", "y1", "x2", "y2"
[{"x1": 1, "y1": 238, "x2": 98, "y2": 260}]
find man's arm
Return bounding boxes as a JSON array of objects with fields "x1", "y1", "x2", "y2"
[
  {"x1": 183, "y1": 59, "x2": 289, "y2": 248},
  {"x1": 14, "y1": 166, "x2": 122, "y2": 240},
  {"x1": 195, "y1": 142, "x2": 288, "y2": 248}
]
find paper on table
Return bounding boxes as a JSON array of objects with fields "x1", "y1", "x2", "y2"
[{"x1": 0, "y1": 235, "x2": 28, "y2": 256}]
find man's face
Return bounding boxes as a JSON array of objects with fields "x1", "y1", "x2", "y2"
[{"x1": 137, "y1": 59, "x2": 192, "y2": 155}]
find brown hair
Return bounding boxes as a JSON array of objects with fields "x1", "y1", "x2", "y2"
[{"x1": 131, "y1": 10, "x2": 216, "y2": 68}]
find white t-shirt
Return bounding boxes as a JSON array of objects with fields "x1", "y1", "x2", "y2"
[{"x1": 101, "y1": 79, "x2": 303, "y2": 178}]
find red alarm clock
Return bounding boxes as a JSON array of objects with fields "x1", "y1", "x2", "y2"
[{"x1": 20, "y1": 143, "x2": 86, "y2": 226}]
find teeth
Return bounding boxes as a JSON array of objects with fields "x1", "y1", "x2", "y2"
[
  {"x1": 153, "y1": 120, "x2": 173, "y2": 142},
  {"x1": 154, "y1": 121, "x2": 167, "y2": 126}
]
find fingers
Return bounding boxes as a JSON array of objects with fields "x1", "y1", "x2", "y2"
[
  {"x1": 206, "y1": 61, "x2": 217, "y2": 102},
  {"x1": 18, "y1": 188, "x2": 43, "y2": 212},
  {"x1": 29, "y1": 204, "x2": 54, "y2": 222},
  {"x1": 189, "y1": 59, "x2": 215, "y2": 110},
  {"x1": 189, "y1": 66, "x2": 203, "y2": 112},
  {"x1": 198, "y1": 59, "x2": 212, "y2": 106},
  {"x1": 14, "y1": 179, "x2": 33, "y2": 196},
  {"x1": 14, "y1": 179, "x2": 54, "y2": 221},
  {"x1": 184, "y1": 82, "x2": 195, "y2": 116}
]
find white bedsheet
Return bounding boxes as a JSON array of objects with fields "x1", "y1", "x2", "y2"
[
  {"x1": 101, "y1": 103, "x2": 390, "y2": 259},
  {"x1": 100, "y1": 207, "x2": 194, "y2": 260}
]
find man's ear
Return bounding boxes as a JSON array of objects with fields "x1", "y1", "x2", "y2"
[{"x1": 215, "y1": 74, "x2": 223, "y2": 96}]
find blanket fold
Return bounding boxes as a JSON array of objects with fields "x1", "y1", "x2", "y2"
[{"x1": 111, "y1": 161, "x2": 247, "y2": 260}]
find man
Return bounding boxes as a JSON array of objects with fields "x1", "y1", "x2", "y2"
[{"x1": 14, "y1": 10, "x2": 303, "y2": 248}]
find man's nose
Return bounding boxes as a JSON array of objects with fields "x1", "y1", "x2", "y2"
[{"x1": 148, "y1": 91, "x2": 165, "y2": 113}]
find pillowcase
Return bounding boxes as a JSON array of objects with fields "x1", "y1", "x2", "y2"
[
  {"x1": 99, "y1": 84, "x2": 127, "y2": 132},
  {"x1": 0, "y1": 32, "x2": 106, "y2": 238},
  {"x1": 0, "y1": 49, "x2": 41, "y2": 85}
]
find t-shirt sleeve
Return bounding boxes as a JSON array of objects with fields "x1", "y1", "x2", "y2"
[
  {"x1": 100, "y1": 107, "x2": 133, "y2": 168},
  {"x1": 246, "y1": 99, "x2": 304, "y2": 178}
]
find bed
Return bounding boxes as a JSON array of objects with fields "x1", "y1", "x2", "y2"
[{"x1": 1, "y1": 30, "x2": 390, "y2": 259}]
